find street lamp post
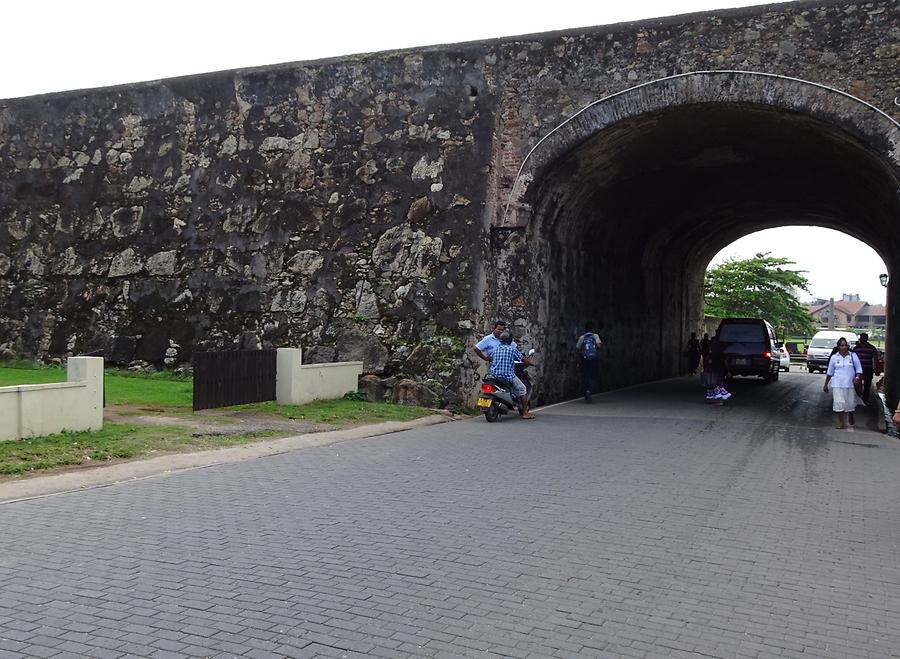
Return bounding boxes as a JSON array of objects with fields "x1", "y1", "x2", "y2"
[{"x1": 880, "y1": 273, "x2": 899, "y2": 429}]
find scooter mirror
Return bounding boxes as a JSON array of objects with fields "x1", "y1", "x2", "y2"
[{"x1": 528, "y1": 348, "x2": 536, "y2": 356}]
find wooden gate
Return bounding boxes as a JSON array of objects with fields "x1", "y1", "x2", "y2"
[{"x1": 192, "y1": 349, "x2": 277, "y2": 411}]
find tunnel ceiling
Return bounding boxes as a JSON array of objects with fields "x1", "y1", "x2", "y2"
[{"x1": 530, "y1": 103, "x2": 900, "y2": 265}]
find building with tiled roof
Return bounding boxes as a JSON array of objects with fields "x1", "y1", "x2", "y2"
[{"x1": 806, "y1": 300, "x2": 886, "y2": 330}]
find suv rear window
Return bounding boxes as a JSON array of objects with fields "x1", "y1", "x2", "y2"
[{"x1": 719, "y1": 323, "x2": 765, "y2": 342}]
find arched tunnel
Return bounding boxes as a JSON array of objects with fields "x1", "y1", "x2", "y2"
[{"x1": 495, "y1": 74, "x2": 900, "y2": 407}]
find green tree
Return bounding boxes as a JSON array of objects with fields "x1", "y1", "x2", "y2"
[{"x1": 704, "y1": 252, "x2": 815, "y2": 336}]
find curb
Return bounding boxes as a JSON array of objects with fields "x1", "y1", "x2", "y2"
[{"x1": 0, "y1": 414, "x2": 451, "y2": 505}]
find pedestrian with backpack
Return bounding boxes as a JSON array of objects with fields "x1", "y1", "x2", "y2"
[{"x1": 576, "y1": 324, "x2": 602, "y2": 403}]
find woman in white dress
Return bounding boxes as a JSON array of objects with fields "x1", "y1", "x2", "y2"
[{"x1": 823, "y1": 337, "x2": 863, "y2": 429}]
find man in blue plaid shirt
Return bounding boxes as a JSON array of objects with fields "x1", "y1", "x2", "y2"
[{"x1": 490, "y1": 332, "x2": 535, "y2": 419}]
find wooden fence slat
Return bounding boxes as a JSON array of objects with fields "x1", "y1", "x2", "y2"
[{"x1": 192, "y1": 349, "x2": 277, "y2": 411}]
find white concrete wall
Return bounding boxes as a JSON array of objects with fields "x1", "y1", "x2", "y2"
[
  {"x1": 0, "y1": 356, "x2": 104, "y2": 441},
  {"x1": 276, "y1": 348, "x2": 363, "y2": 405}
]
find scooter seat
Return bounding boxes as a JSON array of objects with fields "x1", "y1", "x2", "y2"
[{"x1": 484, "y1": 375, "x2": 514, "y2": 389}]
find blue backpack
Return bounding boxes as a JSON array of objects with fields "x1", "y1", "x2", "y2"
[{"x1": 581, "y1": 333, "x2": 598, "y2": 360}]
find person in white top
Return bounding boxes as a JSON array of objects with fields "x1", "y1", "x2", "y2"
[
  {"x1": 473, "y1": 320, "x2": 517, "y2": 363},
  {"x1": 823, "y1": 336, "x2": 863, "y2": 430}
]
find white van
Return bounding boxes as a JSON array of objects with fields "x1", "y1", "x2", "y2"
[{"x1": 806, "y1": 329, "x2": 858, "y2": 373}]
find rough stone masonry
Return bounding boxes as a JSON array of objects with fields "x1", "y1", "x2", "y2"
[{"x1": 0, "y1": 0, "x2": 898, "y2": 407}]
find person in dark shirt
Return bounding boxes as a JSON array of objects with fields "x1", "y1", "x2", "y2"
[
  {"x1": 704, "y1": 331, "x2": 731, "y2": 402},
  {"x1": 700, "y1": 333, "x2": 711, "y2": 360},
  {"x1": 852, "y1": 332, "x2": 878, "y2": 403},
  {"x1": 576, "y1": 323, "x2": 602, "y2": 403},
  {"x1": 685, "y1": 332, "x2": 701, "y2": 375}
]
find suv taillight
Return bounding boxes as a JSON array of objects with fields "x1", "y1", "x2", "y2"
[{"x1": 764, "y1": 352, "x2": 771, "y2": 358}]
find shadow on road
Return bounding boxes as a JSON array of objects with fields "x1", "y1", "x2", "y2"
[{"x1": 539, "y1": 371, "x2": 882, "y2": 434}]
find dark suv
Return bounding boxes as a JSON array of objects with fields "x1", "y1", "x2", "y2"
[{"x1": 717, "y1": 318, "x2": 780, "y2": 382}]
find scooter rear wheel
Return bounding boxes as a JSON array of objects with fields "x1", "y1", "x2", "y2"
[{"x1": 484, "y1": 402, "x2": 501, "y2": 422}]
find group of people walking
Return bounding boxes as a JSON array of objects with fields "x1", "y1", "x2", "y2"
[
  {"x1": 474, "y1": 320, "x2": 879, "y2": 426},
  {"x1": 684, "y1": 329, "x2": 880, "y2": 425}
]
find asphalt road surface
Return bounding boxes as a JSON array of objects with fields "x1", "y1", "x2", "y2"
[{"x1": 1, "y1": 371, "x2": 899, "y2": 658}]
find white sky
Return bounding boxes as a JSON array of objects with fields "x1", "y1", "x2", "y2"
[
  {"x1": 710, "y1": 227, "x2": 888, "y2": 305},
  {"x1": 13, "y1": 1, "x2": 872, "y2": 303},
  {"x1": 2, "y1": 0, "x2": 771, "y2": 100}
]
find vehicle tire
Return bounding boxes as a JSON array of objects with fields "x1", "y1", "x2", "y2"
[
  {"x1": 808, "y1": 366, "x2": 815, "y2": 374},
  {"x1": 484, "y1": 403, "x2": 500, "y2": 423},
  {"x1": 784, "y1": 365, "x2": 790, "y2": 372}
]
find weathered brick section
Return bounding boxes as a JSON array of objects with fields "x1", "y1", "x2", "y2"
[
  {"x1": 489, "y1": 0, "x2": 898, "y2": 157},
  {"x1": 0, "y1": 0, "x2": 897, "y2": 406}
]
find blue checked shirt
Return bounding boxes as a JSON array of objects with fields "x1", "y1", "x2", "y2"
[
  {"x1": 475, "y1": 333, "x2": 517, "y2": 357},
  {"x1": 490, "y1": 344, "x2": 521, "y2": 381}
]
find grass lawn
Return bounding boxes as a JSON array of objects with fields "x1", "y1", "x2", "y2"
[
  {"x1": 0, "y1": 423, "x2": 281, "y2": 476},
  {"x1": 0, "y1": 366, "x2": 66, "y2": 387},
  {"x1": 0, "y1": 365, "x2": 435, "y2": 477},
  {"x1": 1, "y1": 365, "x2": 433, "y2": 423},
  {"x1": 227, "y1": 399, "x2": 433, "y2": 424},
  {"x1": 0, "y1": 366, "x2": 193, "y2": 409},
  {"x1": 103, "y1": 373, "x2": 193, "y2": 408}
]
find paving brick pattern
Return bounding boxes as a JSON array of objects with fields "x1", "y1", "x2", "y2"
[{"x1": 1, "y1": 374, "x2": 900, "y2": 658}]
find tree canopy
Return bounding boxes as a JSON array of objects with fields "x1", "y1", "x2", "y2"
[{"x1": 704, "y1": 252, "x2": 815, "y2": 336}]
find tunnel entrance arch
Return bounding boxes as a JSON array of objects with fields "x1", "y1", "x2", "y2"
[{"x1": 487, "y1": 71, "x2": 900, "y2": 407}]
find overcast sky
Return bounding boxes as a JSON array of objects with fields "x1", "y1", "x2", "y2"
[
  {"x1": 8, "y1": 1, "x2": 878, "y2": 303},
  {"x1": 710, "y1": 227, "x2": 888, "y2": 305},
  {"x1": 3, "y1": 0, "x2": 771, "y2": 100}
]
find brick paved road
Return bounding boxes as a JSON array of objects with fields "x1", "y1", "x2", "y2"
[{"x1": 2, "y1": 372, "x2": 900, "y2": 658}]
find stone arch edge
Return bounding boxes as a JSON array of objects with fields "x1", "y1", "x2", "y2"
[{"x1": 499, "y1": 70, "x2": 900, "y2": 230}]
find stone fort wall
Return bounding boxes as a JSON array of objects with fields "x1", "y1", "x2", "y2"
[
  {"x1": 0, "y1": 0, "x2": 896, "y2": 405},
  {"x1": 0, "y1": 47, "x2": 497, "y2": 405}
]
